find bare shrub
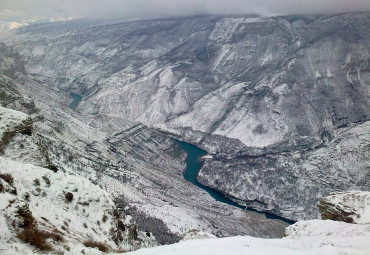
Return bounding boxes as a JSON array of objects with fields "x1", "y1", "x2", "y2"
[
  {"x1": 83, "y1": 240, "x2": 110, "y2": 252},
  {"x1": 42, "y1": 176, "x2": 51, "y2": 186},
  {"x1": 23, "y1": 192, "x2": 30, "y2": 201},
  {"x1": 33, "y1": 179, "x2": 40, "y2": 186},
  {"x1": 0, "y1": 173, "x2": 13, "y2": 185},
  {"x1": 17, "y1": 227, "x2": 63, "y2": 251},
  {"x1": 16, "y1": 204, "x2": 63, "y2": 251},
  {"x1": 65, "y1": 192, "x2": 73, "y2": 202},
  {"x1": 17, "y1": 226, "x2": 53, "y2": 251},
  {"x1": 47, "y1": 165, "x2": 58, "y2": 172},
  {"x1": 16, "y1": 204, "x2": 35, "y2": 228}
]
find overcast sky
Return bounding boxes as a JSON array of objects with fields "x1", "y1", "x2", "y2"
[{"x1": 1, "y1": 0, "x2": 370, "y2": 21}]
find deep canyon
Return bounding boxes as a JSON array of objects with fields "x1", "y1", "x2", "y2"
[{"x1": 0, "y1": 13, "x2": 369, "y2": 249}]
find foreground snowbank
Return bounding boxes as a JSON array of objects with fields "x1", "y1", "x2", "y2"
[
  {"x1": 127, "y1": 191, "x2": 370, "y2": 255},
  {"x1": 127, "y1": 219, "x2": 370, "y2": 255}
]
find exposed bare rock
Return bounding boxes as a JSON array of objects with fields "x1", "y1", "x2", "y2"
[{"x1": 318, "y1": 191, "x2": 370, "y2": 224}]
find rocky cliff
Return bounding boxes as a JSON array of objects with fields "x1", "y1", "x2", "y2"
[{"x1": 318, "y1": 191, "x2": 370, "y2": 224}]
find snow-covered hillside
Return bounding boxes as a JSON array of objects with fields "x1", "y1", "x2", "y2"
[
  {"x1": 0, "y1": 156, "x2": 156, "y2": 254},
  {"x1": 0, "y1": 105, "x2": 158, "y2": 254},
  {"x1": 0, "y1": 13, "x2": 369, "y2": 255},
  {"x1": 0, "y1": 106, "x2": 29, "y2": 139},
  {"x1": 4, "y1": 13, "x2": 369, "y2": 221},
  {"x1": 198, "y1": 120, "x2": 370, "y2": 220},
  {"x1": 0, "y1": 42, "x2": 288, "y2": 254}
]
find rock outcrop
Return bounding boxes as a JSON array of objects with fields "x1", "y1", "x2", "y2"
[{"x1": 318, "y1": 191, "x2": 370, "y2": 224}]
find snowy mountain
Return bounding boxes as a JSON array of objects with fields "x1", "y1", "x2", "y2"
[
  {"x1": 3, "y1": 13, "x2": 369, "y2": 221},
  {"x1": 0, "y1": 102, "x2": 284, "y2": 254},
  {"x1": 0, "y1": 12, "x2": 369, "y2": 254},
  {"x1": 0, "y1": 36, "x2": 288, "y2": 254}
]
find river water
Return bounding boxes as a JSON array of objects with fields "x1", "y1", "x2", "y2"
[
  {"x1": 175, "y1": 140, "x2": 294, "y2": 224},
  {"x1": 68, "y1": 93, "x2": 82, "y2": 110}
]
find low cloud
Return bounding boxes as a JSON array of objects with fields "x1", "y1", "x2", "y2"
[{"x1": 1, "y1": 0, "x2": 369, "y2": 21}]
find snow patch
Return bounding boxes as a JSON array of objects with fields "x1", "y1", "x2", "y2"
[
  {"x1": 0, "y1": 106, "x2": 28, "y2": 139},
  {"x1": 326, "y1": 68, "x2": 334, "y2": 78},
  {"x1": 261, "y1": 51, "x2": 273, "y2": 65}
]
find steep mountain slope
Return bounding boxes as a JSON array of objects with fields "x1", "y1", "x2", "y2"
[
  {"x1": 0, "y1": 106, "x2": 157, "y2": 254},
  {"x1": 198, "y1": 120, "x2": 370, "y2": 220},
  {"x1": 5, "y1": 13, "x2": 369, "y2": 221},
  {"x1": 0, "y1": 40, "x2": 288, "y2": 250},
  {"x1": 0, "y1": 156, "x2": 156, "y2": 254}
]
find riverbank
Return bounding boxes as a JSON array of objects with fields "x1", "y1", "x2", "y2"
[{"x1": 175, "y1": 139, "x2": 295, "y2": 225}]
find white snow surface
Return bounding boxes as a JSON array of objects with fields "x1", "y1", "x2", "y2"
[
  {"x1": 0, "y1": 106, "x2": 29, "y2": 138},
  {"x1": 127, "y1": 219, "x2": 370, "y2": 255},
  {"x1": 181, "y1": 230, "x2": 216, "y2": 241}
]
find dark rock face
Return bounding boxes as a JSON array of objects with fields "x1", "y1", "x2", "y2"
[
  {"x1": 318, "y1": 191, "x2": 370, "y2": 224},
  {"x1": 5, "y1": 13, "x2": 370, "y2": 221},
  {"x1": 318, "y1": 200, "x2": 356, "y2": 223}
]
